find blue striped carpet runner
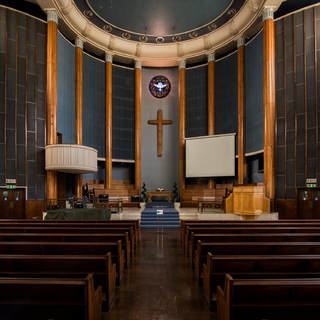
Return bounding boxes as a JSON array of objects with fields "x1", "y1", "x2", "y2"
[{"x1": 140, "y1": 202, "x2": 180, "y2": 229}]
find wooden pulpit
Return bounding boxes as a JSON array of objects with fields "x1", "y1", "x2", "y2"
[{"x1": 225, "y1": 183, "x2": 270, "y2": 216}]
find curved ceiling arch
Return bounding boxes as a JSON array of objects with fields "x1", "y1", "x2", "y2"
[
  {"x1": 86, "y1": 0, "x2": 233, "y2": 36},
  {"x1": 37, "y1": 0, "x2": 284, "y2": 66}
]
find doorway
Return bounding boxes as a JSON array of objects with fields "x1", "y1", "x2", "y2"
[
  {"x1": 296, "y1": 187, "x2": 320, "y2": 219},
  {"x1": 0, "y1": 188, "x2": 26, "y2": 219}
]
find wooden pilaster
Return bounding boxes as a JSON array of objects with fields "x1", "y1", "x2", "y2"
[
  {"x1": 208, "y1": 53, "x2": 216, "y2": 189},
  {"x1": 46, "y1": 11, "x2": 58, "y2": 200},
  {"x1": 263, "y1": 8, "x2": 276, "y2": 204},
  {"x1": 179, "y1": 60, "x2": 186, "y2": 198},
  {"x1": 105, "y1": 53, "x2": 113, "y2": 190},
  {"x1": 135, "y1": 60, "x2": 142, "y2": 194},
  {"x1": 75, "y1": 38, "x2": 83, "y2": 197},
  {"x1": 237, "y1": 37, "x2": 246, "y2": 184}
]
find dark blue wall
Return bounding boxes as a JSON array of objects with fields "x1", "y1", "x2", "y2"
[
  {"x1": 245, "y1": 31, "x2": 264, "y2": 154},
  {"x1": 82, "y1": 54, "x2": 105, "y2": 157},
  {"x1": 185, "y1": 65, "x2": 208, "y2": 138},
  {"x1": 215, "y1": 52, "x2": 238, "y2": 153},
  {"x1": 112, "y1": 65, "x2": 135, "y2": 160},
  {"x1": 57, "y1": 33, "x2": 75, "y2": 144},
  {"x1": 0, "y1": 8, "x2": 46, "y2": 199}
]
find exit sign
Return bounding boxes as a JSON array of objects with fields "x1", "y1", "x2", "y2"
[{"x1": 6, "y1": 185, "x2": 16, "y2": 189}]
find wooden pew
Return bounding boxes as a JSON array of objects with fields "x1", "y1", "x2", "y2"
[
  {"x1": 0, "y1": 226, "x2": 136, "y2": 257},
  {"x1": 188, "y1": 232, "x2": 320, "y2": 267},
  {"x1": 202, "y1": 254, "x2": 320, "y2": 311},
  {"x1": 181, "y1": 222, "x2": 320, "y2": 249},
  {"x1": 180, "y1": 188, "x2": 227, "y2": 208},
  {"x1": 184, "y1": 226, "x2": 320, "y2": 256},
  {"x1": 180, "y1": 220, "x2": 320, "y2": 245},
  {"x1": 0, "y1": 221, "x2": 139, "y2": 249},
  {"x1": 0, "y1": 240, "x2": 124, "y2": 286},
  {"x1": 0, "y1": 232, "x2": 131, "y2": 269},
  {"x1": 194, "y1": 241, "x2": 320, "y2": 284},
  {"x1": 0, "y1": 274, "x2": 102, "y2": 320},
  {"x1": 0, "y1": 253, "x2": 116, "y2": 311},
  {"x1": 217, "y1": 274, "x2": 320, "y2": 320},
  {"x1": 0, "y1": 219, "x2": 141, "y2": 244}
]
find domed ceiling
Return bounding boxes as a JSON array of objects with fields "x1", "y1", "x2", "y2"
[
  {"x1": 85, "y1": 0, "x2": 235, "y2": 37},
  {"x1": 72, "y1": 0, "x2": 246, "y2": 43},
  {"x1": 36, "y1": 0, "x2": 284, "y2": 66}
]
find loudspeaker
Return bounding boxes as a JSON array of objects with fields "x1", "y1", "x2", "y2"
[
  {"x1": 75, "y1": 202, "x2": 84, "y2": 208},
  {"x1": 131, "y1": 195, "x2": 139, "y2": 202},
  {"x1": 99, "y1": 194, "x2": 109, "y2": 203}
]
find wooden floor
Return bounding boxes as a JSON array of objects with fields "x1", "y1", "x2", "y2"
[{"x1": 103, "y1": 229, "x2": 217, "y2": 320}]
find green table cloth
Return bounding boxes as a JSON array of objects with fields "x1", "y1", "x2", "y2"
[{"x1": 45, "y1": 208, "x2": 111, "y2": 220}]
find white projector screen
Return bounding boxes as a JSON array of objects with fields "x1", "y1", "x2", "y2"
[{"x1": 185, "y1": 134, "x2": 235, "y2": 178}]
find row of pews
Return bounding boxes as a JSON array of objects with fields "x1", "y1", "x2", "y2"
[
  {"x1": 180, "y1": 219, "x2": 320, "y2": 319},
  {"x1": 0, "y1": 218, "x2": 140, "y2": 320}
]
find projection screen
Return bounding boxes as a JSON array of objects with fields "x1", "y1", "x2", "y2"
[{"x1": 185, "y1": 133, "x2": 236, "y2": 178}]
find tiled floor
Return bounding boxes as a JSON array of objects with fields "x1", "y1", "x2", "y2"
[{"x1": 102, "y1": 229, "x2": 217, "y2": 320}]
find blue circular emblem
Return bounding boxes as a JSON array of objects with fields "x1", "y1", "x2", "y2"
[{"x1": 149, "y1": 75, "x2": 171, "y2": 99}]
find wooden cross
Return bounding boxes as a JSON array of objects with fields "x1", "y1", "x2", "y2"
[{"x1": 148, "y1": 109, "x2": 172, "y2": 157}]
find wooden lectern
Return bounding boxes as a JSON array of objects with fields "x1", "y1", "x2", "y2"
[{"x1": 225, "y1": 183, "x2": 270, "y2": 216}]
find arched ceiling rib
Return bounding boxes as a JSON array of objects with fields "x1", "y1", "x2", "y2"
[{"x1": 36, "y1": 0, "x2": 284, "y2": 66}]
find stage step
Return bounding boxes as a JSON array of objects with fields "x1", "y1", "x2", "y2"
[
  {"x1": 141, "y1": 202, "x2": 180, "y2": 229},
  {"x1": 145, "y1": 202, "x2": 175, "y2": 209}
]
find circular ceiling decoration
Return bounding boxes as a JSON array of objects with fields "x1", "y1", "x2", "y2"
[
  {"x1": 74, "y1": 0, "x2": 246, "y2": 42},
  {"x1": 149, "y1": 76, "x2": 171, "y2": 99}
]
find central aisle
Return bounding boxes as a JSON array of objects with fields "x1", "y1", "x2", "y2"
[{"x1": 103, "y1": 229, "x2": 216, "y2": 320}]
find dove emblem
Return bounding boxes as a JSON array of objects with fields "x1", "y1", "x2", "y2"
[
  {"x1": 154, "y1": 82, "x2": 167, "y2": 92},
  {"x1": 149, "y1": 75, "x2": 171, "y2": 98}
]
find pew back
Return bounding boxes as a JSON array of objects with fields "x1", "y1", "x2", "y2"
[
  {"x1": 217, "y1": 274, "x2": 320, "y2": 320},
  {"x1": 0, "y1": 220, "x2": 140, "y2": 242},
  {"x1": 0, "y1": 226, "x2": 136, "y2": 256},
  {"x1": 195, "y1": 241, "x2": 320, "y2": 283},
  {"x1": 0, "y1": 253, "x2": 116, "y2": 311},
  {"x1": 0, "y1": 274, "x2": 102, "y2": 320},
  {"x1": 184, "y1": 226, "x2": 320, "y2": 253},
  {"x1": 203, "y1": 253, "x2": 320, "y2": 311}
]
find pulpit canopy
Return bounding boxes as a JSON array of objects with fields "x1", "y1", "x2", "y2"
[{"x1": 45, "y1": 144, "x2": 98, "y2": 174}]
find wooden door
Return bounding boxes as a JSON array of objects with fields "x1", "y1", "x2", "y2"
[
  {"x1": 0, "y1": 188, "x2": 26, "y2": 219},
  {"x1": 297, "y1": 188, "x2": 320, "y2": 219}
]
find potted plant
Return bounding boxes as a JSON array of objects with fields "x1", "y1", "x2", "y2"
[
  {"x1": 141, "y1": 182, "x2": 147, "y2": 202},
  {"x1": 172, "y1": 182, "x2": 179, "y2": 202}
]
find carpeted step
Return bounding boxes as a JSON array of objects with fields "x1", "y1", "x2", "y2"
[
  {"x1": 140, "y1": 224, "x2": 180, "y2": 229},
  {"x1": 145, "y1": 202, "x2": 175, "y2": 209},
  {"x1": 141, "y1": 202, "x2": 180, "y2": 229},
  {"x1": 142, "y1": 211, "x2": 179, "y2": 216},
  {"x1": 141, "y1": 219, "x2": 180, "y2": 224}
]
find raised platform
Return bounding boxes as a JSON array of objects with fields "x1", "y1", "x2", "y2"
[{"x1": 106, "y1": 204, "x2": 279, "y2": 222}]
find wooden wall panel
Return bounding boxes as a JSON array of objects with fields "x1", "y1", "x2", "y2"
[
  {"x1": 276, "y1": 199, "x2": 296, "y2": 219},
  {"x1": 25, "y1": 199, "x2": 46, "y2": 219}
]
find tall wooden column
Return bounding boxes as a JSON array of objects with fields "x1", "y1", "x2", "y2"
[
  {"x1": 237, "y1": 36, "x2": 246, "y2": 185},
  {"x1": 134, "y1": 60, "x2": 142, "y2": 195},
  {"x1": 105, "y1": 53, "x2": 113, "y2": 189},
  {"x1": 207, "y1": 52, "x2": 216, "y2": 189},
  {"x1": 46, "y1": 10, "x2": 58, "y2": 200},
  {"x1": 74, "y1": 38, "x2": 83, "y2": 197},
  {"x1": 263, "y1": 8, "x2": 276, "y2": 205},
  {"x1": 179, "y1": 60, "x2": 186, "y2": 198}
]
